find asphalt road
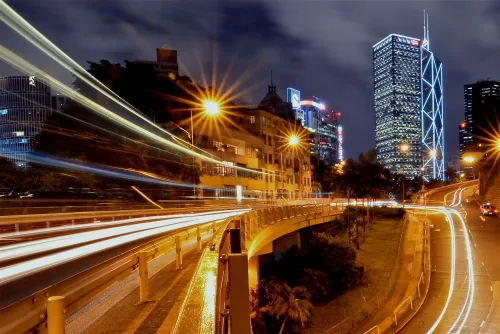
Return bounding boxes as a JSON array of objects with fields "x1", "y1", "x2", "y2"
[
  {"x1": 401, "y1": 185, "x2": 491, "y2": 333},
  {"x1": 460, "y1": 188, "x2": 500, "y2": 332}
]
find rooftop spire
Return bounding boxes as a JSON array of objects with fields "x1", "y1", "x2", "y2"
[
  {"x1": 427, "y1": 13, "x2": 430, "y2": 48},
  {"x1": 423, "y1": 9, "x2": 426, "y2": 41},
  {"x1": 423, "y1": 10, "x2": 430, "y2": 48},
  {"x1": 270, "y1": 70, "x2": 274, "y2": 86}
]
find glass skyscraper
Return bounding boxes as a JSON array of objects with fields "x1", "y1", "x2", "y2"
[
  {"x1": 374, "y1": 21, "x2": 445, "y2": 181},
  {"x1": 0, "y1": 76, "x2": 52, "y2": 167},
  {"x1": 373, "y1": 34, "x2": 422, "y2": 177}
]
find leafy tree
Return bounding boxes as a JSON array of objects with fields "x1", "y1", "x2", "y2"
[
  {"x1": 297, "y1": 268, "x2": 330, "y2": 301},
  {"x1": 261, "y1": 282, "x2": 313, "y2": 334}
]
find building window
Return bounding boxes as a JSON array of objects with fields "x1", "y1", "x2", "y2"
[{"x1": 250, "y1": 115, "x2": 255, "y2": 124}]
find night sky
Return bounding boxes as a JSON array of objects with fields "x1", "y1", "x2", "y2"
[{"x1": 2, "y1": 0, "x2": 500, "y2": 162}]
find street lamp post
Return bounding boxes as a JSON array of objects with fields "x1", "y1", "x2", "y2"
[
  {"x1": 400, "y1": 143, "x2": 410, "y2": 209},
  {"x1": 190, "y1": 109, "x2": 195, "y2": 199}
]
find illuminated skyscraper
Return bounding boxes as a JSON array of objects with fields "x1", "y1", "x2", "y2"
[
  {"x1": 373, "y1": 34, "x2": 422, "y2": 177},
  {"x1": 374, "y1": 14, "x2": 445, "y2": 180},
  {"x1": 0, "y1": 76, "x2": 52, "y2": 167},
  {"x1": 421, "y1": 13, "x2": 444, "y2": 181}
]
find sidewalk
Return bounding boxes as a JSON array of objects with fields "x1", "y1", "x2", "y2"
[
  {"x1": 353, "y1": 213, "x2": 426, "y2": 333},
  {"x1": 66, "y1": 237, "x2": 210, "y2": 334}
]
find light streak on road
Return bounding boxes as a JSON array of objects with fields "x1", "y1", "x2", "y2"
[
  {"x1": 0, "y1": 209, "x2": 249, "y2": 264},
  {"x1": 406, "y1": 204, "x2": 457, "y2": 333},
  {"x1": 0, "y1": 210, "x2": 248, "y2": 285},
  {"x1": 0, "y1": 45, "x2": 267, "y2": 179},
  {"x1": 425, "y1": 208, "x2": 457, "y2": 334},
  {"x1": 449, "y1": 208, "x2": 475, "y2": 333}
]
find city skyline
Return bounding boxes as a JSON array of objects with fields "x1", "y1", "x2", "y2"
[{"x1": 1, "y1": 1, "x2": 500, "y2": 162}]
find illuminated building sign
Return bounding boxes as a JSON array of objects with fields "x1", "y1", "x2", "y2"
[
  {"x1": 286, "y1": 87, "x2": 301, "y2": 109},
  {"x1": 0, "y1": 109, "x2": 7, "y2": 115},
  {"x1": 410, "y1": 39, "x2": 419, "y2": 46},
  {"x1": 300, "y1": 100, "x2": 325, "y2": 110},
  {"x1": 29, "y1": 76, "x2": 36, "y2": 87},
  {"x1": 338, "y1": 126, "x2": 343, "y2": 162}
]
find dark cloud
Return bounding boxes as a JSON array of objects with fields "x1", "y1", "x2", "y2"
[{"x1": 2, "y1": 0, "x2": 500, "y2": 162}]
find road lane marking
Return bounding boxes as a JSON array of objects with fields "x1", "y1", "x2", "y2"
[{"x1": 479, "y1": 216, "x2": 485, "y2": 221}]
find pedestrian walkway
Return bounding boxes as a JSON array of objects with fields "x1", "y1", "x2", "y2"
[
  {"x1": 353, "y1": 213, "x2": 425, "y2": 333},
  {"x1": 66, "y1": 238, "x2": 206, "y2": 334}
]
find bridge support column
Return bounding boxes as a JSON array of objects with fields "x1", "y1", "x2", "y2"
[
  {"x1": 229, "y1": 253, "x2": 251, "y2": 334},
  {"x1": 248, "y1": 256, "x2": 259, "y2": 293}
]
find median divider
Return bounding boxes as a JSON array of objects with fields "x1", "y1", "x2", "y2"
[{"x1": 0, "y1": 220, "x2": 222, "y2": 334}]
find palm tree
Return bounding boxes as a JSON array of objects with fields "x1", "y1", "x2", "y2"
[{"x1": 262, "y1": 282, "x2": 313, "y2": 334}]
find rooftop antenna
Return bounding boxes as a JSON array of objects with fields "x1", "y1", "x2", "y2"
[
  {"x1": 270, "y1": 70, "x2": 274, "y2": 86},
  {"x1": 423, "y1": 9, "x2": 426, "y2": 42},
  {"x1": 426, "y1": 13, "x2": 430, "y2": 48}
]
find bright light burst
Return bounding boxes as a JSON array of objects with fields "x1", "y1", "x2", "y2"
[
  {"x1": 289, "y1": 135, "x2": 299, "y2": 146},
  {"x1": 203, "y1": 100, "x2": 220, "y2": 116},
  {"x1": 476, "y1": 115, "x2": 500, "y2": 167}
]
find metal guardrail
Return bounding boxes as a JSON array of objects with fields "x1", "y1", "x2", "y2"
[{"x1": 0, "y1": 220, "x2": 219, "y2": 334}]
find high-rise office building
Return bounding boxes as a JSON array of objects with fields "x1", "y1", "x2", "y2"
[
  {"x1": 373, "y1": 34, "x2": 422, "y2": 177},
  {"x1": 0, "y1": 76, "x2": 52, "y2": 167},
  {"x1": 373, "y1": 15, "x2": 444, "y2": 180},
  {"x1": 421, "y1": 16, "x2": 444, "y2": 181},
  {"x1": 461, "y1": 80, "x2": 500, "y2": 153}
]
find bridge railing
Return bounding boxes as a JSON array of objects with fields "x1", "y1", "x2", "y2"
[{"x1": 174, "y1": 202, "x2": 346, "y2": 334}]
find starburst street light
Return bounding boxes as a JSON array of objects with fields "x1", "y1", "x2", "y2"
[
  {"x1": 463, "y1": 156, "x2": 475, "y2": 164},
  {"x1": 203, "y1": 100, "x2": 220, "y2": 116},
  {"x1": 289, "y1": 135, "x2": 299, "y2": 146}
]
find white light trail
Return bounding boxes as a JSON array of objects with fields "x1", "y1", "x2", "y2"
[
  {"x1": 0, "y1": 3, "x2": 267, "y2": 177},
  {"x1": 0, "y1": 208, "x2": 240, "y2": 240},
  {"x1": 406, "y1": 204, "x2": 457, "y2": 334},
  {"x1": 0, "y1": 210, "x2": 248, "y2": 264},
  {"x1": 0, "y1": 210, "x2": 248, "y2": 285},
  {"x1": 448, "y1": 208, "x2": 475, "y2": 333}
]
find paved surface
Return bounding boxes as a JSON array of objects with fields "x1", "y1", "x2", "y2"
[
  {"x1": 401, "y1": 186, "x2": 492, "y2": 333},
  {"x1": 461, "y1": 190, "x2": 500, "y2": 333},
  {"x1": 67, "y1": 240, "x2": 205, "y2": 334}
]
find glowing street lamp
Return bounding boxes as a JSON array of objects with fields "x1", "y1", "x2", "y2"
[
  {"x1": 400, "y1": 143, "x2": 410, "y2": 153},
  {"x1": 289, "y1": 135, "x2": 299, "y2": 146},
  {"x1": 203, "y1": 100, "x2": 220, "y2": 116},
  {"x1": 463, "y1": 156, "x2": 475, "y2": 164}
]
